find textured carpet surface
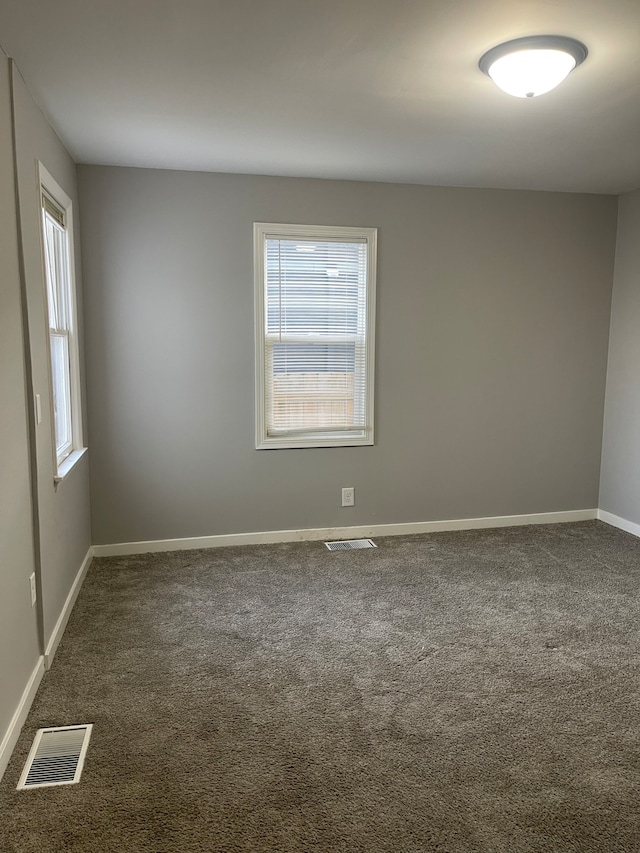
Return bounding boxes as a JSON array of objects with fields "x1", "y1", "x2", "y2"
[{"x1": 1, "y1": 521, "x2": 639, "y2": 852}]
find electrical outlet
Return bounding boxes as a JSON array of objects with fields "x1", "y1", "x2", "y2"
[
  {"x1": 29, "y1": 573, "x2": 37, "y2": 607},
  {"x1": 342, "y1": 487, "x2": 355, "y2": 507}
]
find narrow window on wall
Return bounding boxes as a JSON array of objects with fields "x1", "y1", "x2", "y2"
[
  {"x1": 254, "y1": 223, "x2": 377, "y2": 449},
  {"x1": 39, "y1": 165, "x2": 84, "y2": 478}
]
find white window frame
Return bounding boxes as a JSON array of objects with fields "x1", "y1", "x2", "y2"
[
  {"x1": 38, "y1": 163, "x2": 85, "y2": 481},
  {"x1": 254, "y1": 222, "x2": 377, "y2": 450}
]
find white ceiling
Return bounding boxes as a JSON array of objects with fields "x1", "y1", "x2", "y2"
[{"x1": 1, "y1": 0, "x2": 639, "y2": 193}]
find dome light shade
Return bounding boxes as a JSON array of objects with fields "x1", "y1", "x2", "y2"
[{"x1": 479, "y1": 36, "x2": 588, "y2": 98}]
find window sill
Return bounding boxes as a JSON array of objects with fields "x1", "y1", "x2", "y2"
[
  {"x1": 256, "y1": 432, "x2": 373, "y2": 450},
  {"x1": 54, "y1": 447, "x2": 88, "y2": 484}
]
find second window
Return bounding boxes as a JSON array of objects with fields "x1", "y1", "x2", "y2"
[{"x1": 254, "y1": 222, "x2": 377, "y2": 449}]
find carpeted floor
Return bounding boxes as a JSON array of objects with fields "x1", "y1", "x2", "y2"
[{"x1": 1, "y1": 521, "x2": 639, "y2": 852}]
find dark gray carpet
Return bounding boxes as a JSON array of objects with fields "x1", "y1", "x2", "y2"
[{"x1": 1, "y1": 521, "x2": 639, "y2": 852}]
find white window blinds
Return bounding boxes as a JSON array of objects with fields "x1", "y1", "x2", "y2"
[
  {"x1": 42, "y1": 196, "x2": 74, "y2": 462},
  {"x1": 255, "y1": 223, "x2": 376, "y2": 449}
]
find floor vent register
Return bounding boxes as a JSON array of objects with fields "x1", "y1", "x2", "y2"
[
  {"x1": 17, "y1": 724, "x2": 93, "y2": 790},
  {"x1": 325, "y1": 539, "x2": 377, "y2": 551}
]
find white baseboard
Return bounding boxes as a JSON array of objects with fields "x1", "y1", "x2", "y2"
[
  {"x1": 0, "y1": 548, "x2": 92, "y2": 782},
  {"x1": 597, "y1": 509, "x2": 640, "y2": 538},
  {"x1": 44, "y1": 547, "x2": 93, "y2": 670},
  {"x1": 92, "y1": 509, "x2": 598, "y2": 557},
  {"x1": 0, "y1": 657, "x2": 45, "y2": 783}
]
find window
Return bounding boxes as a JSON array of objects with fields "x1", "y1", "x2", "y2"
[
  {"x1": 254, "y1": 223, "x2": 377, "y2": 449},
  {"x1": 39, "y1": 164, "x2": 83, "y2": 478}
]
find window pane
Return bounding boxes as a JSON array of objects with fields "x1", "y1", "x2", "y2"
[
  {"x1": 43, "y1": 213, "x2": 70, "y2": 331},
  {"x1": 267, "y1": 341, "x2": 366, "y2": 433},
  {"x1": 50, "y1": 333, "x2": 72, "y2": 459},
  {"x1": 266, "y1": 239, "x2": 366, "y2": 337},
  {"x1": 269, "y1": 343, "x2": 356, "y2": 432}
]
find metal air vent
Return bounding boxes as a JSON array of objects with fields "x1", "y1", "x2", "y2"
[
  {"x1": 325, "y1": 539, "x2": 377, "y2": 551},
  {"x1": 17, "y1": 724, "x2": 93, "y2": 790}
]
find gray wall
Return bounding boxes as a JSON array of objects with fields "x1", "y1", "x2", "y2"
[
  {"x1": 11, "y1": 68, "x2": 92, "y2": 646},
  {"x1": 600, "y1": 189, "x2": 640, "y2": 525},
  {"x1": 0, "y1": 53, "x2": 40, "y2": 769},
  {"x1": 79, "y1": 167, "x2": 618, "y2": 545},
  {"x1": 1, "y1": 53, "x2": 93, "y2": 778}
]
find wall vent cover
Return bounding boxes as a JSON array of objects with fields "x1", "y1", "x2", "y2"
[
  {"x1": 17, "y1": 724, "x2": 93, "y2": 790},
  {"x1": 325, "y1": 539, "x2": 377, "y2": 551}
]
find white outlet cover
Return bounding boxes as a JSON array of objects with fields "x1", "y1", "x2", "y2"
[{"x1": 342, "y1": 487, "x2": 355, "y2": 506}]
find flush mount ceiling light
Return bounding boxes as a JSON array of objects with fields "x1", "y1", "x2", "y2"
[{"x1": 479, "y1": 35, "x2": 588, "y2": 98}]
